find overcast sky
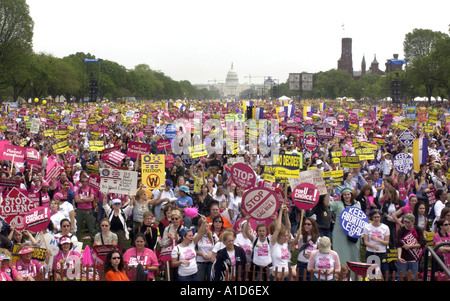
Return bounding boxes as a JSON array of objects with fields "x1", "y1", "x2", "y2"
[{"x1": 27, "y1": 0, "x2": 449, "y2": 85}]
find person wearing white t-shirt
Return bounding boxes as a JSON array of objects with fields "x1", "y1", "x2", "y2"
[
  {"x1": 194, "y1": 216, "x2": 218, "y2": 281},
  {"x1": 171, "y1": 228, "x2": 198, "y2": 281},
  {"x1": 251, "y1": 223, "x2": 272, "y2": 281},
  {"x1": 270, "y1": 204, "x2": 293, "y2": 281},
  {"x1": 234, "y1": 218, "x2": 254, "y2": 263},
  {"x1": 363, "y1": 209, "x2": 390, "y2": 278}
]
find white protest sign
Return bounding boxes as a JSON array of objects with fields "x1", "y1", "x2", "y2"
[
  {"x1": 99, "y1": 168, "x2": 138, "y2": 196},
  {"x1": 289, "y1": 169, "x2": 327, "y2": 195}
]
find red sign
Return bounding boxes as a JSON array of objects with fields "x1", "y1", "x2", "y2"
[
  {"x1": 157, "y1": 139, "x2": 172, "y2": 151},
  {"x1": 292, "y1": 183, "x2": 320, "y2": 210},
  {"x1": 0, "y1": 188, "x2": 34, "y2": 232},
  {"x1": 24, "y1": 206, "x2": 50, "y2": 232},
  {"x1": 0, "y1": 144, "x2": 26, "y2": 163},
  {"x1": 242, "y1": 187, "x2": 279, "y2": 223},
  {"x1": 126, "y1": 141, "x2": 151, "y2": 159},
  {"x1": 88, "y1": 174, "x2": 101, "y2": 191},
  {"x1": 230, "y1": 163, "x2": 256, "y2": 190}
]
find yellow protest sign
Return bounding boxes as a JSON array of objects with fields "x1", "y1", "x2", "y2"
[{"x1": 141, "y1": 154, "x2": 165, "y2": 190}]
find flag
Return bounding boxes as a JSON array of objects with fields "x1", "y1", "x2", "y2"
[
  {"x1": 284, "y1": 104, "x2": 295, "y2": 119},
  {"x1": 253, "y1": 107, "x2": 264, "y2": 120},
  {"x1": 413, "y1": 137, "x2": 428, "y2": 172},
  {"x1": 303, "y1": 105, "x2": 311, "y2": 118},
  {"x1": 319, "y1": 102, "x2": 326, "y2": 111}
]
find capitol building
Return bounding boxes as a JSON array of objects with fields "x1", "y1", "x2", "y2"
[{"x1": 194, "y1": 63, "x2": 269, "y2": 99}]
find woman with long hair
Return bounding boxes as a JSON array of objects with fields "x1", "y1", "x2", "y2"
[
  {"x1": 381, "y1": 187, "x2": 406, "y2": 248},
  {"x1": 194, "y1": 215, "x2": 217, "y2": 281},
  {"x1": 293, "y1": 217, "x2": 320, "y2": 281},
  {"x1": 104, "y1": 250, "x2": 129, "y2": 281}
]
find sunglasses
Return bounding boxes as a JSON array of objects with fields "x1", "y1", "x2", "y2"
[
  {"x1": 112, "y1": 257, "x2": 121, "y2": 260},
  {"x1": 443, "y1": 224, "x2": 450, "y2": 226}
]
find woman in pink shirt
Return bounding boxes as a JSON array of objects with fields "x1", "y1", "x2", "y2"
[
  {"x1": 51, "y1": 235, "x2": 82, "y2": 281},
  {"x1": 11, "y1": 243, "x2": 49, "y2": 281},
  {"x1": 123, "y1": 233, "x2": 159, "y2": 281}
]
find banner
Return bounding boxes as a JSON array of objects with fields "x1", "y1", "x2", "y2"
[
  {"x1": 340, "y1": 207, "x2": 369, "y2": 239},
  {"x1": 141, "y1": 154, "x2": 165, "y2": 190},
  {"x1": 104, "y1": 151, "x2": 126, "y2": 168},
  {"x1": 272, "y1": 153, "x2": 302, "y2": 178},
  {"x1": 89, "y1": 141, "x2": 105, "y2": 152}
]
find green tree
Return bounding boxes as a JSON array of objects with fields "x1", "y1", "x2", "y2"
[{"x1": 0, "y1": 0, "x2": 34, "y2": 101}]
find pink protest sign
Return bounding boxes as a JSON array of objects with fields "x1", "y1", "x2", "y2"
[
  {"x1": 0, "y1": 144, "x2": 26, "y2": 163},
  {"x1": 231, "y1": 163, "x2": 256, "y2": 190},
  {"x1": 0, "y1": 188, "x2": 34, "y2": 232},
  {"x1": 26, "y1": 147, "x2": 41, "y2": 164},
  {"x1": 157, "y1": 139, "x2": 172, "y2": 151},
  {"x1": 242, "y1": 187, "x2": 279, "y2": 222},
  {"x1": 44, "y1": 157, "x2": 63, "y2": 184},
  {"x1": 24, "y1": 206, "x2": 50, "y2": 232},
  {"x1": 105, "y1": 150, "x2": 126, "y2": 168},
  {"x1": 292, "y1": 183, "x2": 320, "y2": 210},
  {"x1": 126, "y1": 141, "x2": 151, "y2": 159},
  {"x1": 88, "y1": 174, "x2": 101, "y2": 191}
]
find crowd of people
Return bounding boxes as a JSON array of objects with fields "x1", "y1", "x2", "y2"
[{"x1": 0, "y1": 98, "x2": 449, "y2": 282}]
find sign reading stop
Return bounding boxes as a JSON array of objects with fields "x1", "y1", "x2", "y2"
[
  {"x1": 242, "y1": 187, "x2": 279, "y2": 222},
  {"x1": 230, "y1": 163, "x2": 256, "y2": 190},
  {"x1": 292, "y1": 183, "x2": 320, "y2": 210}
]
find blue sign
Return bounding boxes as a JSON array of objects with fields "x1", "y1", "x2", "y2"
[
  {"x1": 339, "y1": 207, "x2": 369, "y2": 238},
  {"x1": 165, "y1": 124, "x2": 176, "y2": 139},
  {"x1": 393, "y1": 153, "x2": 414, "y2": 174},
  {"x1": 398, "y1": 129, "x2": 416, "y2": 147}
]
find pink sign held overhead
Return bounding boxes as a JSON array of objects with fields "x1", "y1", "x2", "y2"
[
  {"x1": 292, "y1": 183, "x2": 320, "y2": 210},
  {"x1": 230, "y1": 163, "x2": 256, "y2": 190}
]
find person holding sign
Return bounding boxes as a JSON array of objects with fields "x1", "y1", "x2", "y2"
[
  {"x1": 324, "y1": 187, "x2": 362, "y2": 275},
  {"x1": 395, "y1": 213, "x2": 426, "y2": 279}
]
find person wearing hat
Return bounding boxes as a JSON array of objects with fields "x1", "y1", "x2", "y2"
[
  {"x1": 380, "y1": 152, "x2": 393, "y2": 178},
  {"x1": 0, "y1": 251, "x2": 13, "y2": 281},
  {"x1": 307, "y1": 236, "x2": 341, "y2": 281},
  {"x1": 324, "y1": 186, "x2": 362, "y2": 279},
  {"x1": 175, "y1": 185, "x2": 194, "y2": 228},
  {"x1": 151, "y1": 179, "x2": 177, "y2": 220},
  {"x1": 37, "y1": 181, "x2": 52, "y2": 209},
  {"x1": 51, "y1": 235, "x2": 82, "y2": 281},
  {"x1": 102, "y1": 192, "x2": 134, "y2": 252},
  {"x1": 11, "y1": 242, "x2": 49, "y2": 281},
  {"x1": 396, "y1": 213, "x2": 426, "y2": 278}
]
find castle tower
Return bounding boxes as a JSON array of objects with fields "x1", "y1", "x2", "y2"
[{"x1": 337, "y1": 38, "x2": 353, "y2": 76}]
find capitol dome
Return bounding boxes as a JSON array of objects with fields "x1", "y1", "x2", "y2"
[{"x1": 225, "y1": 63, "x2": 239, "y2": 85}]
